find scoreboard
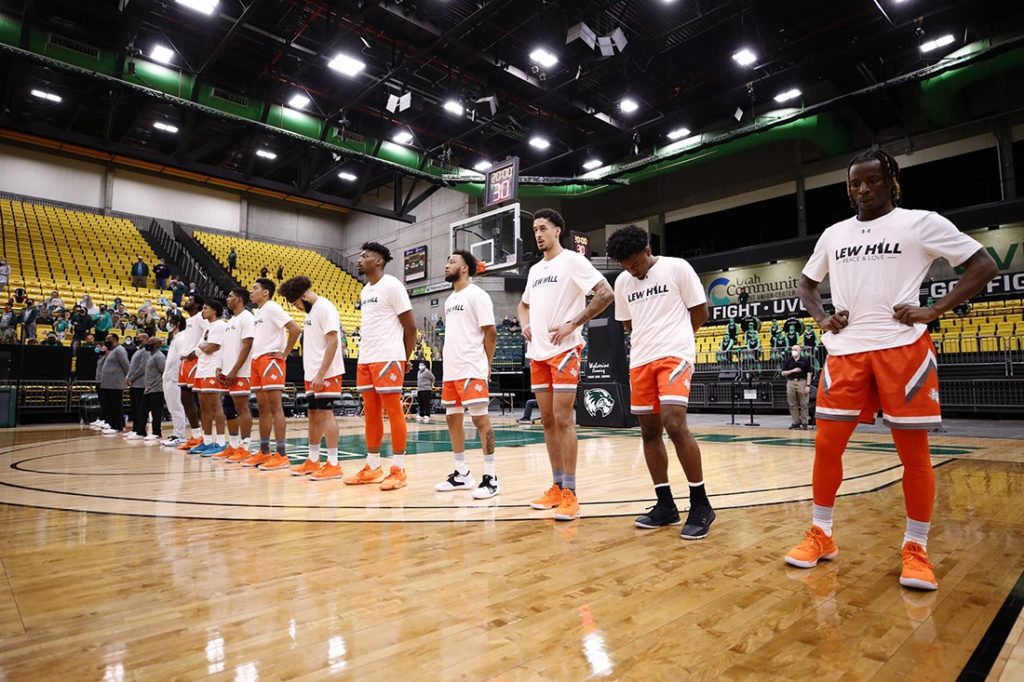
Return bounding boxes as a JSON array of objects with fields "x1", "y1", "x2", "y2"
[{"x1": 482, "y1": 157, "x2": 519, "y2": 208}]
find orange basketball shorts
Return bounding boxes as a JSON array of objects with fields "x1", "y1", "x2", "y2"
[
  {"x1": 177, "y1": 356, "x2": 198, "y2": 387},
  {"x1": 250, "y1": 354, "x2": 286, "y2": 391},
  {"x1": 530, "y1": 345, "x2": 583, "y2": 393},
  {"x1": 356, "y1": 360, "x2": 406, "y2": 395},
  {"x1": 629, "y1": 356, "x2": 693, "y2": 415},
  {"x1": 304, "y1": 374, "x2": 344, "y2": 398},
  {"x1": 441, "y1": 378, "x2": 490, "y2": 408}
]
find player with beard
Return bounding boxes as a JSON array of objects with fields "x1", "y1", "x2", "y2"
[
  {"x1": 189, "y1": 299, "x2": 229, "y2": 456},
  {"x1": 217, "y1": 288, "x2": 255, "y2": 462},
  {"x1": 175, "y1": 294, "x2": 207, "y2": 451}
]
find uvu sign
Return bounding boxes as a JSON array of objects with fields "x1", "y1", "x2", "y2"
[{"x1": 710, "y1": 296, "x2": 812, "y2": 322}]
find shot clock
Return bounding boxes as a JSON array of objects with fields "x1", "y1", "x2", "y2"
[{"x1": 482, "y1": 157, "x2": 519, "y2": 208}]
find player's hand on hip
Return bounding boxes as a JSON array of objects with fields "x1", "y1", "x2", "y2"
[
  {"x1": 522, "y1": 325, "x2": 532, "y2": 342},
  {"x1": 310, "y1": 375, "x2": 325, "y2": 392},
  {"x1": 550, "y1": 322, "x2": 575, "y2": 346},
  {"x1": 893, "y1": 304, "x2": 938, "y2": 325},
  {"x1": 820, "y1": 310, "x2": 850, "y2": 334}
]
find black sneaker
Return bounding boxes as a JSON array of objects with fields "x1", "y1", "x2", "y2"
[
  {"x1": 634, "y1": 503, "x2": 682, "y2": 529},
  {"x1": 681, "y1": 506, "x2": 716, "y2": 540},
  {"x1": 788, "y1": 424, "x2": 801, "y2": 430}
]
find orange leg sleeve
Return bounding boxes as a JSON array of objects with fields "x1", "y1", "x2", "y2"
[
  {"x1": 891, "y1": 429, "x2": 934, "y2": 523},
  {"x1": 381, "y1": 393, "x2": 407, "y2": 453},
  {"x1": 363, "y1": 390, "x2": 384, "y2": 452},
  {"x1": 812, "y1": 419, "x2": 858, "y2": 507}
]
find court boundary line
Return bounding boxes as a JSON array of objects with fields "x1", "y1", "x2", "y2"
[{"x1": 959, "y1": 565, "x2": 1024, "y2": 681}]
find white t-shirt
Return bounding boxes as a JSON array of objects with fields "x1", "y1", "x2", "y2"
[
  {"x1": 442, "y1": 283, "x2": 496, "y2": 381},
  {"x1": 803, "y1": 207, "x2": 982, "y2": 356},
  {"x1": 521, "y1": 249, "x2": 606, "y2": 361},
  {"x1": 358, "y1": 274, "x2": 412, "y2": 364},
  {"x1": 251, "y1": 300, "x2": 293, "y2": 357},
  {"x1": 614, "y1": 257, "x2": 706, "y2": 368},
  {"x1": 178, "y1": 314, "x2": 209, "y2": 358},
  {"x1": 196, "y1": 319, "x2": 227, "y2": 378},
  {"x1": 220, "y1": 309, "x2": 255, "y2": 378},
  {"x1": 162, "y1": 333, "x2": 183, "y2": 382},
  {"x1": 302, "y1": 297, "x2": 345, "y2": 380}
]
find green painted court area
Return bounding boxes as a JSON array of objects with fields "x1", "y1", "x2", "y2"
[{"x1": 280, "y1": 427, "x2": 979, "y2": 461}]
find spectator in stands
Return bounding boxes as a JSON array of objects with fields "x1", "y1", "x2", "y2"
[
  {"x1": 12, "y1": 287, "x2": 26, "y2": 306},
  {"x1": 716, "y1": 334, "x2": 736, "y2": 365},
  {"x1": 517, "y1": 398, "x2": 539, "y2": 424},
  {"x1": 275, "y1": 264, "x2": 283, "y2": 280},
  {"x1": 260, "y1": 265, "x2": 269, "y2": 279},
  {"x1": 125, "y1": 333, "x2": 151, "y2": 440},
  {"x1": 781, "y1": 344, "x2": 811, "y2": 430},
  {"x1": 97, "y1": 333, "x2": 129, "y2": 435},
  {"x1": 0, "y1": 304, "x2": 16, "y2": 343},
  {"x1": 21, "y1": 299, "x2": 39, "y2": 342},
  {"x1": 37, "y1": 304, "x2": 52, "y2": 330},
  {"x1": 154, "y1": 260, "x2": 171, "y2": 291},
  {"x1": 45, "y1": 291, "x2": 64, "y2": 315},
  {"x1": 725, "y1": 316, "x2": 740, "y2": 342},
  {"x1": 71, "y1": 306, "x2": 92, "y2": 343},
  {"x1": 801, "y1": 326, "x2": 818, "y2": 354},
  {"x1": 93, "y1": 304, "x2": 113, "y2": 343},
  {"x1": 25, "y1": 338, "x2": 38, "y2": 346},
  {"x1": 125, "y1": 315, "x2": 138, "y2": 332},
  {"x1": 0, "y1": 257, "x2": 8, "y2": 293},
  {"x1": 79, "y1": 294, "x2": 98, "y2": 316},
  {"x1": 55, "y1": 312, "x2": 70, "y2": 342},
  {"x1": 954, "y1": 301, "x2": 971, "y2": 316},
  {"x1": 138, "y1": 300, "x2": 157, "y2": 325},
  {"x1": 416, "y1": 362, "x2": 435, "y2": 423},
  {"x1": 131, "y1": 257, "x2": 150, "y2": 288},
  {"x1": 169, "y1": 276, "x2": 187, "y2": 306},
  {"x1": 227, "y1": 248, "x2": 237, "y2": 274},
  {"x1": 80, "y1": 333, "x2": 96, "y2": 350},
  {"x1": 501, "y1": 316, "x2": 514, "y2": 329},
  {"x1": 42, "y1": 333, "x2": 60, "y2": 346},
  {"x1": 187, "y1": 282, "x2": 198, "y2": 299},
  {"x1": 738, "y1": 287, "x2": 750, "y2": 305}
]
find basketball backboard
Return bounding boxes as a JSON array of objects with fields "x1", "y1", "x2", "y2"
[{"x1": 450, "y1": 202, "x2": 534, "y2": 272}]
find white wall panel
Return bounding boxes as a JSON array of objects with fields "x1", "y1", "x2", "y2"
[
  {"x1": 0, "y1": 143, "x2": 105, "y2": 207},
  {"x1": 111, "y1": 170, "x2": 240, "y2": 231}
]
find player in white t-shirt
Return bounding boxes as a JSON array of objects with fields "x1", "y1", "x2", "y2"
[
  {"x1": 189, "y1": 298, "x2": 229, "y2": 457},
  {"x1": 608, "y1": 225, "x2": 715, "y2": 539},
  {"x1": 279, "y1": 276, "x2": 346, "y2": 481},
  {"x1": 433, "y1": 250, "x2": 500, "y2": 499},
  {"x1": 517, "y1": 208, "x2": 614, "y2": 521},
  {"x1": 785, "y1": 148, "x2": 998, "y2": 591},
  {"x1": 175, "y1": 295, "x2": 209, "y2": 451},
  {"x1": 159, "y1": 315, "x2": 188, "y2": 447},
  {"x1": 345, "y1": 242, "x2": 417, "y2": 491},
  {"x1": 216, "y1": 288, "x2": 255, "y2": 462},
  {"x1": 246, "y1": 278, "x2": 302, "y2": 472}
]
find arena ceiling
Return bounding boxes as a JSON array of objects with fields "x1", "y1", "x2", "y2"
[{"x1": 1, "y1": 0, "x2": 1023, "y2": 221}]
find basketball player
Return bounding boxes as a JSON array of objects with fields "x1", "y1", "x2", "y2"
[
  {"x1": 217, "y1": 288, "x2": 255, "y2": 462},
  {"x1": 606, "y1": 226, "x2": 716, "y2": 539},
  {"x1": 244, "y1": 278, "x2": 301, "y2": 470},
  {"x1": 518, "y1": 208, "x2": 614, "y2": 521},
  {"x1": 345, "y1": 242, "x2": 417, "y2": 491},
  {"x1": 176, "y1": 294, "x2": 207, "y2": 451},
  {"x1": 433, "y1": 250, "x2": 500, "y2": 499},
  {"x1": 190, "y1": 299, "x2": 228, "y2": 456},
  {"x1": 279, "y1": 276, "x2": 345, "y2": 481},
  {"x1": 785, "y1": 148, "x2": 998, "y2": 590}
]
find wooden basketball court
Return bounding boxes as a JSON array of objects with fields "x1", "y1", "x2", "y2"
[{"x1": 0, "y1": 418, "x2": 1022, "y2": 680}]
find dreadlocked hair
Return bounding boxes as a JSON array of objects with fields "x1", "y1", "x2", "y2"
[{"x1": 847, "y1": 147, "x2": 902, "y2": 209}]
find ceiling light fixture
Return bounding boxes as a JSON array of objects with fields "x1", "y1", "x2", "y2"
[
  {"x1": 328, "y1": 53, "x2": 366, "y2": 77},
  {"x1": 731, "y1": 48, "x2": 756, "y2": 66},
  {"x1": 175, "y1": 0, "x2": 218, "y2": 15},
  {"x1": 529, "y1": 136, "x2": 551, "y2": 150},
  {"x1": 529, "y1": 47, "x2": 558, "y2": 68},
  {"x1": 582, "y1": 158, "x2": 602, "y2": 170},
  {"x1": 287, "y1": 94, "x2": 310, "y2": 109},
  {"x1": 920, "y1": 34, "x2": 955, "y2": 53},
  {"x1": 442, "y1": 99, "x2": 464, "y2": 116},
  {"x1": 150, "y1": 45, "x2": 174, "y2": 64},
  {"x1": 620, "y1": 97, "x2": 639, "y2": 113},
  {"x1": 773, "y1": 88, "x2": 802, "y2": 103},
  {"x1": 392, "y1": 130, "x2": 413, "y2": 145},
  {"x1": 30, "y1": 89, "x2": 62, "y2": 103},
  {"x1": 667, "y1": 126, "x2": 691, "y2": 140},
  {"x1": 337, "y1": 171, "x2": 357, "y2": 182},
  {"x1": 473, "y1": 161, "x2": 492, "y2": 172},
  {"x1": 255, "y1": 149, "x2": 277, "y2": 160},
  {"x1": 153, "y1": 121, "x2": 179, "y2": 133}
]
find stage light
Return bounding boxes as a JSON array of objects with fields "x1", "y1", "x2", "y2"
[
  {"x1": 529, "y1": 136, "x2": 550, "y2": 150},
  {"x1": 582, "y1": 158, "x2": 602, "y2": 170},
  {"x1": 773, "y1": 88, "x2": 802, "y2": 103},
  {"x1": 153, "y1": 121, "x2": 179, "y2": 133},
  {"x1": 30, "y1": 89, "x2": 61, "y2": 103},
  {"x1": 620, "y1": 97, "x2": 639, "y2": 113},
  {"x1": 328, "y1": 53, "x2": 366, "y2": 77},
  {"x1": 288, "y1": 94, "x2": 310, "y2": 109},
  {"x1": 338, "y1": 171, "x2": 357, "y2": 181},
  {"x1": 667, "y1": 126, "x2": 691, "y2": 140},
  {"x1": 392, "y1": 130, "x2": 413, "y2": 145},
  {"x1": 473, "y1": 161, "x2": 492, "y2": 172},
  {"x1": 150, "y1": 45, "x2": 174, "y2": 64},
  {"x1": 176, "y1": 0, "x2": 218, "y2": 15},
  {"x1": 529, "y1": 47, "x2": 558, "y2": 68},
  {"x1": 443, "y1": 100, "x2": 464, "y2": 116},
  {"x1": 920, "y1": 34, "x2": 955, "y2": 52},
  {"x1": 732, "y1": 48, "x2": 756, "y2": 66},
  {"x1": 256, "y1": 149, "x2": 277, "y2": 160}
]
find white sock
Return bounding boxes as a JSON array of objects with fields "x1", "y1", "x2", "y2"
[
  {"x1": 903, "y1": 518, "x2": 930, "y2": 549},
  {"x1": 215, "y1": 433, "x2": 226, "y2": 446},
  {"x1": 812, "y1": 504, "x2": 834, "y2": 537},
  {"x1": 308, "y1": 443, "x2": 319, "y2": 462},
  {"x1": 327, "y1": 448, "x2": 338, "y2": 466},
  {"x1": 229, "y1": 433, "x2": 240, "y2": 448},
  {"x1": 392, "y1": 453, "x2": 405, "y2": 469},
  {"x1": 484, "y1": 454, "x2": 496, "y2": 477},
  {"x1": 241, "y1": 438, "x2": 250, "y2": 450},
  {"x1": 453, "y1": 452, "x2": 469, "y2": 475},
  {"x1": 203, "y1": 433, "x2": 213, "y2": 445},
  {"x1": 192, "y1": 427, "x2": 202, "y2": 439},
  {"x1": 367, "y1": 452, "x2": 381, "y2": 469},
  {"x1": 688, "y1": 480, "x2": 704, "y2": 488}
]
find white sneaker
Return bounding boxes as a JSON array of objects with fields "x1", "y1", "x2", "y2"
[
  {"x1": 472, "y1": 474, "x2": 501, "y2": 499},
  {"x1": 125, "y1": 432, "x2": 143, "y2": 441},
  {"x1": 90, "y1": 422, "x2": 108, "y2": 430},
  {"x1": 144, "y1": 434, "x2": 160, "y2": 442},
  {"x1": 89, "y1": 419, "x2": 104, "y2": 427},
  {"x1": 435, "y1": 470, "x2": 475, "y2": 492},
  {"x1": 101, "y1": 428, "x2": 120, "y2": 435},
  {"x1": 161, "y1": 436, "x2": 182, "y2": 447}
]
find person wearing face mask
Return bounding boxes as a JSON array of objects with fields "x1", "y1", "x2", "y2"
[
  {"x1": 96, "y1": 333, "x2": 130, "y2": 435},
  {"x1": 781, "y1": 344, "x2": 811, "y2": 430},
  {"x1": 142, "y1": 337, "x2": 166, "y2": 441}
]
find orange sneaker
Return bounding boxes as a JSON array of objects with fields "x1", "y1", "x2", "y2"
[
  {"x1": 226, "y1": 447, "x2": 252, "y2": 463},
  {"x1": 213, "y1": 446, "x2": 237, "y2": 460},
  {"x1": 899, "y1": 542, "x2": 938, "y2": 590},
  {"x1": 309, "y1": 463, "x2": 343, "y2": 481},
  {"x1": 259, "y1": 454, "x2": 291, "y2": 471},
  {"x1": 784, "y1": 526, "x2": 839, "y2": 568},
  {"x1": 530, "y1": 484, "x2": 563, "y2": 510},
  {"x1": 291, "y1": 459, "x2": 321, "y2": 476},
  {"x1": 178, "y1": 437, "x2": 203, "y2": 451},
  {"x1": 379, "y1": 466, "x2": 407, "y2": 491},
  {"x1": 553, "y1": 488, "x2": 579, "y2": 521},
  {"x1": 343, "y1": 464, "x2": 385, "y2": 485},
  {"x1": 241, "y1": 452, "x2": 271, "y2": 467}
]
